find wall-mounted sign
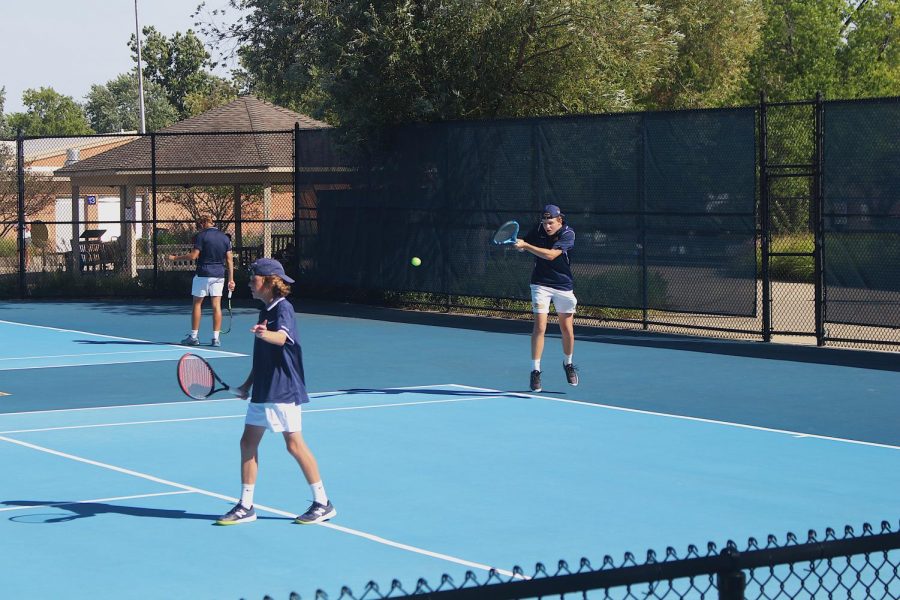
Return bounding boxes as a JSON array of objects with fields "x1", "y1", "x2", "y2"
[{"x1": 86, "y1": 195, "x2": 97, "y2": 205}]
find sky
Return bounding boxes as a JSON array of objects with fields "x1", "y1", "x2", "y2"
[{"x1": 0, "y1": 0, "x2": 241, "y2": 114}]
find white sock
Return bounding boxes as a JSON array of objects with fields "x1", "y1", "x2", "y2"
[
  {"x1": 532, "y1": 360, "x2": 541, "y2": 371},
  {"x1": 240, "y1": 484, "x2": 255, "y2": 508},
  {"x1": 212, "y1": 331, "x2": 220, "y2": 340},
  {"x1": 564, "y1": 354, "x2": 573, "y2": 365},
  {"x1": 310, "y1": 481, "x2": 328, "y2": 505},
  {"x1": 190, "y1": 330, "x2": 199, "y2": 339}
]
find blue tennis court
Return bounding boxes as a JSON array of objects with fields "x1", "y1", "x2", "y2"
[{"x1": 1, "y1": 300, "x2": 899, "y2": 599}]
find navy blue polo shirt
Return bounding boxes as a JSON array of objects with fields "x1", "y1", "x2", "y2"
[
  {"x1": 524, "y1": 223, "x2": 575, "y2": 291},
  {"x1": 192, "y1": 227, "x2": 232, "y2": 277},
  {"x1": 251, "y1": 298, "x2": 310, "y2": 405}
]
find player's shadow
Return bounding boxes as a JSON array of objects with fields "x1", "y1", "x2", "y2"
[{"x1": 1, "y1": 500, "x2": 287, "y2": 523}]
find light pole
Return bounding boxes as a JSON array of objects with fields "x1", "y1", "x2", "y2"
[{"x1": 134, "y1": 0, "x2": 147, "y2": 134}]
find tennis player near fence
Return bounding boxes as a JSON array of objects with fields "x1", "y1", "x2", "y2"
[
  {"x1": 514, "y1": 204, "x2": 579, "y2": 392},
  {"x1": 169, "y1": 215, "x2": 235, "y2": 347},
  {"x1": 216, "y1": 258, "x2": 336, "y2": 526}
]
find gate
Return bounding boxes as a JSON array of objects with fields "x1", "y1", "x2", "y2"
[{"x1": 759, "y1": 95, "x2": 824, "y2": 345}]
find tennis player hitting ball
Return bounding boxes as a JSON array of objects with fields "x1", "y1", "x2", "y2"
[
  {"x1": 513, "y1": 204, "x2": 579, "y2": 392},
  {"x1": 215, "y1": 258, "x2": 336, "y2": 526}
]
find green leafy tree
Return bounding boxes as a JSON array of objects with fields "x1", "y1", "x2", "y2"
[
  {"x1": 85, "y1": 73, "x2": 180, "y2": 133},
  {"x1": 5, "y1": 88, "x2": 93, "y2": 136},
  {"x1": 183, "y1": 74, "x2": 240, "y2": 117},
  {"x1": 645, "y1": 0, "x2": 765, "y2": 109},
  {"x1": 837, "y1": 0, "x2": 900, "y2": 97},
  {"x1": 202, "y1": 1, "x2": 682, "y2": 140},
  {"x1": 742, "y1": 1, "x2": 849, "y2": 102},
  {"x1": 130, "y1": 27, "x2": 227, "y2": 119}
]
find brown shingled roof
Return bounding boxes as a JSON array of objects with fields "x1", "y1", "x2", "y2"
[{"x1": 56, "y1": 96, "x2": 332, "y2": 185}]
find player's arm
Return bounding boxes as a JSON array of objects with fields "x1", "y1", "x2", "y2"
[
  {"x1": 225, "y1": 250, "x2": 235, "y2": 290},
  {"x1": 168, "y1": 248, "x2": 200, "y2": 261},
  {"x1": 251, "y1": 319, "x2": 288, "y2": 346},
  {"x1": 237, "y1": 369, "x2": 253, "y2": 399},
  {"x1": 513, "y1": 239, "x2": 563, "y2": 261}
]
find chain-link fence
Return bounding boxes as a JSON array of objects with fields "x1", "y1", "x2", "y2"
[
  {"x1": 2, "y1": 96, "x2": 899, "y2": 350},
  {"x1": 246, "y1": 520, "x2": 900, "y2": 600}
]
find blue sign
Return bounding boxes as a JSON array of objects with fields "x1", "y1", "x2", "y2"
[{"x1": 86, "y1": 195, "x2": 96, "y2": 205}]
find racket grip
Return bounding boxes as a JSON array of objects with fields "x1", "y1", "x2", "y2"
[{"x1": 228, "y1": 290, "x2": 233, "y2": 299}]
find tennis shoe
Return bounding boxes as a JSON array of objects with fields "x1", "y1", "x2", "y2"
[
  {"x1": 564, "y1": 362, "x2": 579, "y2": 386},
  {"x1": 211, "y1": 338, "x2": 221, "y2": 347},
  {"x1": 181, "y1": 335, "x2": 200, "y2": 346},
  {"x1": 530, "y1": 370, "x2": 542, "y2": 392},
  {"x1": 294, "y1": 501, "x2": 336, "y2": 525},
  {"x1": 215, "y1": 503, "x2": 256, "y2": 525}
]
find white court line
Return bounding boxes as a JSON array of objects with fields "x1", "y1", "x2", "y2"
[
  {"x1": 0, "y1": 318, "x2": 246, "y2": 368},
  {"x1": 0, "y1": 433, "x2": 520, "y2": 578},
  {"x1": 0, "y1": 384, "x2": 483, "y2": 417},
  {"x1": 0, "y1": 490, "x2": 193, "y2": 512},
  {"x1": 446, "y1": 383, "x2": 900, "y2": 452},
  {"x1": 1, "y1": 349, "x2": 230, "y2": 362},
  {"x1": 0, "y1": 355, "x2": 245, "y2": 371},
  {"x1": 0, "y1": 396, "x2": 502, "y2": 434}
]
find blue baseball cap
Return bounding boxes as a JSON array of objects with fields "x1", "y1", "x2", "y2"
[
  {"x1": 249, "y1": 258, "x2": 295, "y2": 283},
  {"x1": 542, "y1": 204, "x2": 562, "y2": 218}
]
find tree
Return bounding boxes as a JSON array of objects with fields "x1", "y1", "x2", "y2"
[
  {"x1": 5, "y1": 88, "x2": 93, "y2": 136},
  {"x1": 0, "y1": 87, "x2": 9, "y2": 138},
  {"x1": 203, "y1": 1, "x2": 682, "y2": 140},
  {"x1": 130, "y1": 27, "x2": 229, "y2": 119},
  {"x1": 741, "y1": 0, "x2": 860, "y2": 102},
  {"x1": 183, "y1": 73, "x2": 240, "y2": 117},
  {"x1": 0, "y1": 144, "x2": 55, "y2": 238},
  {"x1": 644, "y1": 0, "x2": 765, "y2": 109},
  {"x1": 85, "y1": 73, "x2": 180, "y2": 133},
  {"x1": 165, "y1": 185, "x2": 263, "y2": 235},
  {"x1": 837, "y1": 0, "x2": 900, "y2": 97}
]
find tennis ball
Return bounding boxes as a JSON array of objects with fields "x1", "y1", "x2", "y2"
[{"x1": 411, "y1": 256, "x2": 422, "y2": 267}]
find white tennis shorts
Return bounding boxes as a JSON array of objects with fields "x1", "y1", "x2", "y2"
[
  {"x1": 530, "y1": 284, "x2": 577, "y2": 314},
  {"x1": 191, "y1": 276, "x2": 225, "y2": 298},
  {"x1": 245, "y1": 402, "x2": 302, "y2": 433}
]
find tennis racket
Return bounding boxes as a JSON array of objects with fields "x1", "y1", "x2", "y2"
[
  {"x1": 222, "y1": 290, "x2": 233, "y2": 335},
  {"x1": 491, "y1": 220, "x2": 520, "y2": 245},
  {"x1": 176, "y1": 353, "x2": 231, "y2": 399}
]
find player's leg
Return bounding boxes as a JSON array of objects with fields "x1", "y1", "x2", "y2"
[
  {"x1": 191, "y1": 296, "x2": 204, "y2": 331},
  {"x1": 182, "y1": 276, "x2": 206, "y2": 345},
  {"x1": 554, "y1": 289, "x2": 579, "y2": 386},
  {"x1": 529, "y1": 284, "x2": 552, "y2": 391},
  {"x1": 216, "y1": 424, "x2": 265, "y2": 525},
  {"x1": 210, "y1": 294, "x2": 223, "y2": 347},
  {"x1": 277, "y1": 405, "x2": 336, "y2": 524}
]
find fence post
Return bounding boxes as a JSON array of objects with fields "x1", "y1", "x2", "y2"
[
  {"x1": 293, "y1": 122, "x2": 301, "y2": 276},
  {"x1": 16, "y1": 129, "x2": 26, "y2": 298},
  {"x1": 717, "y1": 546, "x2": 746, "y2": 600},
  {"x1": 150, "y1": 132, "x2": 158, "y2": 293},
  {"x1": 813, "y1": 91, "x2": 826, "y2": 346},
  {"x1": 758, "y1": 91, "x2": 771, "y2": 342}
]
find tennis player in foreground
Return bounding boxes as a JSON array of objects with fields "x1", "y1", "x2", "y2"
[{"x1": 216, "y1": 258, "x2": 336, "y2": 526}]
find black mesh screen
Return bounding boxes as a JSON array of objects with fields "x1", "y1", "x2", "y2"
[
  {"x1": 823, "y1": 98, "x2": 900, "y2": 327},
  {"x1": 307, "y1": 110, "x2": 758, "y2": 316}
]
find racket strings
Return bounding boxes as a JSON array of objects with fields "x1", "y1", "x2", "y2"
[
  {"x1": 493, "y1": 222, "x2": 519, "y2": 244},
  {"x1": 178, "y1": 355, "x2": 215, "y2": 398}
]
